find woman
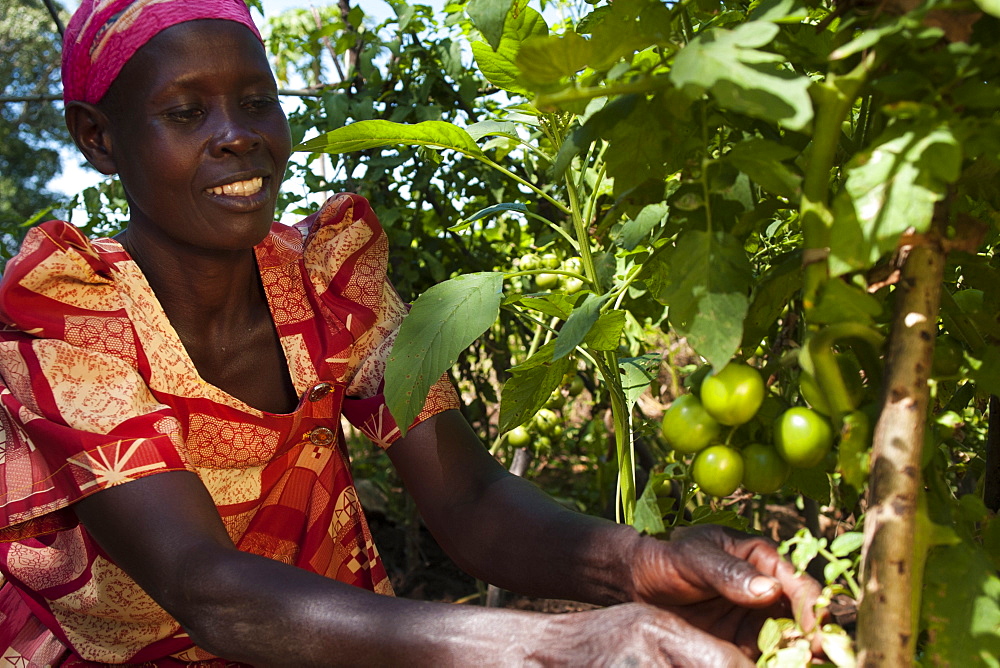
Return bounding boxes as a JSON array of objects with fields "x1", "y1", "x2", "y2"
[{"x1": 0, "y1": 1, "x2": 821, "y2": 665}]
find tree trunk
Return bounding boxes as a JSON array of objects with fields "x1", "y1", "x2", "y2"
[{"x1": 857, "y1": 240, "x2": 945, "y2": 667}]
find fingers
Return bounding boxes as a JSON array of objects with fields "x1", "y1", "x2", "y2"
[
  {"x1": 665, "y1": 526, "x2": 785, "y2": 608},
  {"x1": 740, "y1": 537, "x2": 825, "y2": 632},
  {"x1": 555, "y1": 604, "x2": 757, "y2": 668}
]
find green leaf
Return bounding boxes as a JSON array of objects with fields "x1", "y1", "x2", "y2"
[
  {"x1": 787, "y1": 466, "x2": 832, "y2": 506},
  {"x1": 554, "y1": 293, "x2": 610, "y2": 360},
  {"x1": 758, "y1": 618, "x2": 797, "y2": 656},
  {"x1": 516, "y1": 32, "x2": 593, "y2": 84},
  {"x1": 451, "y1": 202, "x2": 527, "y2": 231},
  {"x1": 633, "y1": 478, "x2": 667, "y2": 535},
  {"x1": 670, "y1": 21, "x2": 813, "y2": 130},
  {"x1": 830, "y1": 531, "x2": 865, "y2": 557},
  {"x1": 810, "y1": 279, "x2": 883, "y2": 326},
  {"x1": 619, "y1": 353, "x2": 661, "y2": 406},
  {"x1": 619, "y1": 202, "x2": 669, "y2": 251},
  {"x1": 922, "y1": 542, "x2": 1000, "y2": 667},
  {"x1": 499, "y1": 341, "x2": 574, "y2": 431},
  {"x1": 471, "y1": 5, "x2": 548, "y2": 95},
  {"x1": 971, "y1": 346, "x2": 1000, "y2": 396},
  {"x1": 385, "y1": 272, "x2": 504, "y2": 436},
  {"x1": 511, "y1": 293, "x2": 577, "y2": 320},
  {"x1": 741, "y1": 250, "x2": 802, "y2": 349},
  {"x1": 842, "y1": 121, "x2": 962, "y2": 265},
  {"x1": 465, "y1": 119, "x2": 521, "y2": 142},
  {"x1": 819, "y1": 625, "x2": 856, "y2": 668},
  {"x1": 645, "y1": 231, "x2": 753, "y2": 370},
  {"x1": 585, "y1": 310, "x2": 627, "y2": 351},
  {"x1": 725, "y1": 138, "x2": 803, "y2": 199},
  {"x1": 296, "y1": 119, "x2": 485, "y2": 158},
  {"x1": 467, "y1": 0, "x2": 516, "y2": 50}
]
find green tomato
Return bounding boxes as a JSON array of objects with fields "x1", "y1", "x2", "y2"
[
  {"x1": 567, "y1": 375, "x2": 585, "y2": 396},
  {"x1": 520, "y1": 253, "x2": 540, "y2": 271},
  {"x1": 661, "y1": 394, "x2": 721, "y2": 455},
  {"x1": 700, "y1": 362, "x2": 765, "y2": 426},
  {"x1": 533, "y1": 408, "x2": 561, "y2": 436},
  {"x1": 546, "y1": 390, "x2": 567, "y2": 409},
  {"x1": 740, "y1": 443, "x2": 790, "y2": 494},
  {"x1": 535, "y1": 272, "x2": 561, "y2": 291},
  {"x1": 774, "y1": 407, "x2": 834, "y2": 468},
  {"x1": 692, "y1": 445, "x2": 744, "y2": 497},
  {"x1": 540, "y1": 252, "x2": 560, "y2": 269},
  {"x1": 507, "y1": 425, "x2": 531, "y2": 447},
  {"x1": 564, "y1": 277, "x2": 585, "y2": 294}
]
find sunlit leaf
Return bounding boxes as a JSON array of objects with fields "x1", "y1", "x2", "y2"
[
  {"x1": 671, "y1": 21, "x2": 813, "y2": 130},
  {"x1": 645, "y1": 231, "x2": 752, "y2": 370},
  {"x1": 516, "y1": 32, "x2": 593, "y2": 84},
  {"x1": 386, "y1": 272, "x2": 504, "y2": 435},
  {"x1": 842, "y1": 121, "x2": 961, "y2": 266},
  {"x1": 471, "y1": 4, "x2": 548, "y2": 94},
  {"x1": 554, "y1": 293, "x2": 610, "y2": 360},
  {"x1": 922, "y1": 542, "x2": 1000, "y2": 666},
  {"x1": 296, "y1": 119, "x2": 484, "y2": 158},
  {"x1": 467, "y1": 0, "x2": 516, "y2": 50}
]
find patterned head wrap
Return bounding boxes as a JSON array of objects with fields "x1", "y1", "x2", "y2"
[{"x1": 62, "y1": 0, "x2": 263, "y2": 104}]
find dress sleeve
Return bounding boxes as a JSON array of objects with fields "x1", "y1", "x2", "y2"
[
  {"x1": 300, "y1": 194, "x2": 460, "y2": 450},
  {"x1": 0, "y1": 221, "x2": 192, "y2": 541}
]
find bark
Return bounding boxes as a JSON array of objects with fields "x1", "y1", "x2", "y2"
[{"x1": 857, "y1": 241, "x2": 945, "y2": 667}]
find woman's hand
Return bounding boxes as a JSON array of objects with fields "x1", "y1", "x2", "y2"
[
  {"x1": 627, "y1": 525, "x2": 824, "y2": 656},
  {"x1": 539, "y1": 603, "x2": 757, "y2": 667}
]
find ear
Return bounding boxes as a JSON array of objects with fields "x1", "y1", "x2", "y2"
[{"x1": 65, "y1": 101, "x2": 118, "y2": 175}]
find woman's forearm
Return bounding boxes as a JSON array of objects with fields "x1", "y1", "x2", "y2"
[
  {"x1": 171, "y1": 543, "x2": 554, "y2": 666},
  {"x1": 424, "y1": 470, "x2": 644, "y2": 607}
]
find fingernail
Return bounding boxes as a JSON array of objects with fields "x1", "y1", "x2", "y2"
[{"x1": 749, "y1": 576, "x2": 778, "y2": 597}]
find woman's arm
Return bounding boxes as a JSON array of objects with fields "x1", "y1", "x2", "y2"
[
  {"x1": 388, "y1": 410, "x2": 822, "y2": 653},
  {"x1": 73, "y1": 469, "x2": 756, "y2": 666}
]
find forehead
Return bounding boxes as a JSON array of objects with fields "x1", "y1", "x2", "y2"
[{"x1": 107, "y1": 19, "x2": 273, "y2": 100}]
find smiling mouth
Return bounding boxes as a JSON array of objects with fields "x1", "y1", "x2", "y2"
[{"x1": 206, "y1": 177, "x2": 264, "y2": 197}]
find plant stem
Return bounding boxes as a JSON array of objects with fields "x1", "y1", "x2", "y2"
[
  {"x1": 800, "y1": 56, "x2": 873, "y2": 311},
  {"x1": 858, "y1": 238, "x2": 945, "y2": 667}
]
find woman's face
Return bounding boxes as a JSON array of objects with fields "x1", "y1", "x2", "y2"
[{"x1": 102, "y1": 19, "x2": 292, "y2": 253}]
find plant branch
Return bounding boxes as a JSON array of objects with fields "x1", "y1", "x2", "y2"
[{"x1": 858, "y1": 235, "x2": 946, "y2": 667}]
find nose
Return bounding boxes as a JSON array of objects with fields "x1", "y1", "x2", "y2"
[{"x1": 209, "y1": 107, "x2": 261, "y2": 157}]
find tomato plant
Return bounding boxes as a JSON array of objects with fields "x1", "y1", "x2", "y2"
[{"x1": 290, "y1": 0, "x2": 1000, "y2": 661}]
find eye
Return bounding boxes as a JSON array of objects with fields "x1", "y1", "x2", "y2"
[
  {"x1": 244, "y1": 95, "x2": 279, "y2": 113},
  {"x1": 164, "y1": 106, "x2": 204, "y2": 123}
]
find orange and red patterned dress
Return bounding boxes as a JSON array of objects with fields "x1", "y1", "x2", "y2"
[{"x1": 0, "y1": 193, "x2": 459, "y2": 665}]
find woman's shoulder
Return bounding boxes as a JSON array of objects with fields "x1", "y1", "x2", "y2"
[
  {"x1": 0, "y1": 220, "x2": 127, "y2": 331},
  {"x1": 299, "y1": 192, "x2": 382, "y2": 243}
]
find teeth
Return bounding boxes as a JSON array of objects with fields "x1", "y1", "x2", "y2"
[{"x1": 208, "y1": 177, "x2": 263, "y2": 196}]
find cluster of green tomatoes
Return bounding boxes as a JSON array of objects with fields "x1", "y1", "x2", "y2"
[
  {"x1": 661, "y1": 362, "x2": 835, "y2": 498},
  {"x1": 521, "y1": 252, "x2": 585, "y2": 294}
]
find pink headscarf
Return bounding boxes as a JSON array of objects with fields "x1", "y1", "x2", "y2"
[{"x1": 61, "y1": 0, "x2": 263, "y2": 104}]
